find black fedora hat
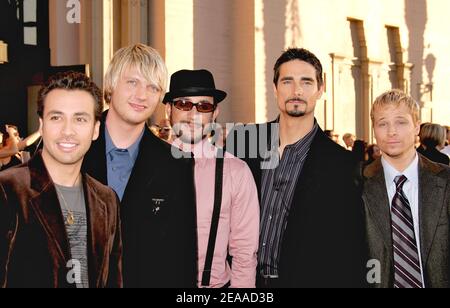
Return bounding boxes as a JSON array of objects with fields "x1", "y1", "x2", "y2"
[{"x1": 163, "y1": 69, "x2": 227, "y2": 104}]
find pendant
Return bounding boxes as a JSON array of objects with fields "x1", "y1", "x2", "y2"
[{"x1": 67, "y1": 212, "x2": 75, "y2": 225}]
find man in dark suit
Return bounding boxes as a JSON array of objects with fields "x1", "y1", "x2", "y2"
[
  {"x1": 0, "y1": 72, "x2": 122, "y2": 288},
  {"x1": 363, "y1": 89, "x2": 449, "y2": 288},
  {"x1": 228, "y1": 48, "x2": 366, "y2": 288},
  {"x1": 83, "y1": 44, "x2": 197, "y2": 288}
]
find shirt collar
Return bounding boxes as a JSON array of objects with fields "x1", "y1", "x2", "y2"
[
  {"x1": 105, "y1": 125, "x2": 145, "y2": 162},
  {"x1": 381, "y1": 153, "x2": 419, "y2": 187},
  {"x1": 174, "y1": 139, "x2": 218, "y2": 168},
  {"x1": 285, "y1": 120, "x2": 319, "y2": 156},
  {"x1": 194, "y1": 139, "x2": 216, "y2": 159}
]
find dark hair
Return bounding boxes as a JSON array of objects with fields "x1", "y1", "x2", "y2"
[
  {"x1": 366, "y1": 144, "x2": 376, "y2": 159},
  {"x1": 37, "y1": 71, "x2": 103, "y2": 121},
  {"x1": 273, "y1": 48, "x2": 323, "y2": 89},
  {"x1": 366, "y1": 144, "x2": 380, "y2": 164},
  {"x1": 1, "y1": 135, "x2": 6, "y2": 147},
  {"x1": 1, "y1": 125, "x2": 19, "y2": 147},
  {"x1": 352, "y1": 140, "x2": 367, "y2": 162}
]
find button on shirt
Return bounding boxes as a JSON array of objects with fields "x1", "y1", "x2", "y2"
[
  {"x1": 381, "y1": 154, "x2": 425, "y2": 286},
  {"x1": 105, "y1": 126, "x2": 144, "y2": 200}
]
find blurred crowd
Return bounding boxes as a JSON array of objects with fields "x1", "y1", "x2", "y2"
[{"x1": 0, "y1": 125, "x2": 41, "y2": 170}]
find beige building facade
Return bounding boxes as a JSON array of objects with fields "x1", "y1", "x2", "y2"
[{"x1": 49, "y1": 0, "x2": 449, "y2": 143}]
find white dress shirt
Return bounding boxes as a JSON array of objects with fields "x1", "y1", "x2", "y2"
[
  {"x1": 381, "y1": 154, "x2": 425, "y2": 286},
  {"x1": 441, "y1": 145, "x2": 450, "y2": 157}
]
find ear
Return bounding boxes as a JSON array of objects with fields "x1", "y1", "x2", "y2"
[
  {"x1": 273, "y1": 83, "x2": 278, "y2": 99},
  {"x1": 165, "y1": 103, "x2": 172, "y2": 120},
  {"x1": 92, "y1": 121, "x2": 100, "y2": 141},
  {"x1": 38, "y1": 118, "x2": 43, "y2": 135},
  {"x1": 213, "y1": 105, "x2": 220, "y2": 122},
  {"x1": 316, "y1": 84, "x2": 325, "y2": 100},
  {"x1": 414, "y1": 120, "x2": 421, "y2": 136}
]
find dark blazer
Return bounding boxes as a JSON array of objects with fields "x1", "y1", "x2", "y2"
[
  {"x1": 0, "y1": 152, "x2": 122, "y2": 288},
  {"x1": 83, "y1": 111, "x2": 197, "y2": 288},
  {"x1": 228, "y1": 121, "x2": 367, "y2": 287},
  {"x1": 421, "y1": 147, "x2": 450, "y2": 166},
  {"x1": 363, "y1": 155, "x2": 450, "y2": 288}
]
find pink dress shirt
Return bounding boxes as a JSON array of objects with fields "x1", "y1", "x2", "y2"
[{"x1": 189, "y1": 139, "x2": 260, "y2": 288}]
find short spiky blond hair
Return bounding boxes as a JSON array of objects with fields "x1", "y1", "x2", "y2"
[
  {"x1": 371, "y1": 89, "x2": 420, "y2": 123},
  {"x1": 104, "y1": 44, "x2": 168, "y2": 104}
]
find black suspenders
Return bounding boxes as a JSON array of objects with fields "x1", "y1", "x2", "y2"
[{"x1": 201, "y1": 149, "x2": 224, "y2": 287}]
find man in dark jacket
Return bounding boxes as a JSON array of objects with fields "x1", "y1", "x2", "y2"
[
  {"x1": 228, "y1": 48, "x2": 367, "y2": 288},
  {"x1": 363, "y1": 90, "x2": 449, "y2": 288},
  {"x1": 83, "y1": 44, "x2": 197, "y2": 288},
  {"x1": 0, "y1": 72, "x2": 122, "y2": 288}
]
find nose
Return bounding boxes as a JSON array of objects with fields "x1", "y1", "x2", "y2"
[
  {"x1": 295, "y1": 82, "x2": 303, "y2": 96},
  {"x1": 185, "y1": 107, "x2": 200, "y2": 121},
  {"x1": 194, "y1": 113, "x2": 205, "y2": 123},
  {"x1": 135, "y1": 84, "x2": 147, "y2": 100},
  {"x1": 387, "y1": 123, "x2": 397, "y2": 136},
  {"x1": 62, "y1": 119, "x2": 76, "y2": 137}
]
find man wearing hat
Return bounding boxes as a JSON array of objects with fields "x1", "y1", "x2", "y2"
[{"x1": 164, "y1": 69, "x2": 260, "y2": 288}]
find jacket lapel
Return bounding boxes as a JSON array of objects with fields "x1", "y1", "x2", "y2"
[
  {"x1": 83, "y1": 112, "x2": 108, "y2": 184},
  {"x1": 28, "y1": 153, "x2": 72, "y2": 267},
  {"x1": 83, "y1": 175, "x2": 108, "y2": 288},
  {"x1": 85, "y1": 110, "x2": 161, "y2": 203},
  {"x1": 293, "y1": 130, "x2": 329, "y2": 198},
  {"x1": 121, "y1": 128, "x2": 158, "y2": 205},
  {"x1": 418, "y1": 155, "x2": 446, "y2": 266},
  {"x1": 363, "y1": 159, "x2": 393, "y2": 249}
]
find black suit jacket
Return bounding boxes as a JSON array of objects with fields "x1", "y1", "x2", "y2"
[
  {"x1": 421, "y1": 147, "x2": 450, "y2": 166},
  {"x1": 228, "y1": 121, "x2": 367, "y2": 287},
  {"x1": 363, "y1": 155, "x2": 449, "y2": 288},
  {"x1": 83, "y1": 112, "x2": 197, "y2": 288}
]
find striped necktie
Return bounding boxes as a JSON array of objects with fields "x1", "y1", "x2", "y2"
[{"x1": 391, "y1": 175, "x2": 423, "y2": 288}]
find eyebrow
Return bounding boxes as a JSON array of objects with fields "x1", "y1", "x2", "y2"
[
  {"x1": 175, "y1": 98, "x2": 213, "y2": 103},
  {"x1": 46, "y1": 111, "x2": 92, "y2": 118},
  {"x1": 74, "y1": 112, "x2": 92, "y2": 118},
  {"x1": 124, "y1": 75, "x2": 140, "y2": 80},
  {"x1": 377, "y1": 116, "x2": 409, "y2": 122},
  {"x1": 301, "y1": 77, "x2": 315, "y2": 82},
  {"x1": 124, "y1": 76, "x2": 158, "y2": 87},
  {"x1": 280, "y1": 76, "x2": 294, "y2": 82},
  {"x1": 47, "y1": 111, "x2": 64, "y2": 116},
  {"x1": 279, "y1": 76, "x2": 315, "y2": 82}
]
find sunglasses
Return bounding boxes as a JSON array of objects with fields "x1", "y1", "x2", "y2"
[{"x1": 172, "y1": 99, "x2": 216, "y2": 113}]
